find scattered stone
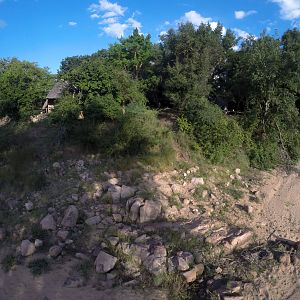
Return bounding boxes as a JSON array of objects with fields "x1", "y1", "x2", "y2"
[
  {"x1": 52, "y1": 162, "x2": 60, "y2": 169},
  {"x1": 107, "y1": 236, "x2": 119, "y2": 247},
  {"x1": 57, "y1": 230, "x2": 69, "y2": 241},
  {"x1": 0, "y1": 228, "x2": 6, "y2": 241},
  {"x1": 49, "y1": 245, "x2": 62, "y2": 258},
  {"x1": 175, "y1": 251, "x2": 194, "y2": 271},
  {"x1": 61, "y1": 205, "x2": 78, "y2": 228},
  {"x1": 40, "y1": 214, "x2": 56, "y2": 231},
  {"x1": 95, "y1": 251, "x2": 118, "y2": 273},
  {"x1": 235, "y1": 168, "x2": 241, "y2": 175},
  {"x1": 21, "y1": 240, "x2": 36, "y2": 257},
  {"x1": 85, "y1": 216, "x2": 101, "y2": 226},
  {"x1": 25, "y1": 201, "x2": 34, "y2": 211},
  {"x1": 108, "y1": 185, "x2": 122, "y2": 203},
  {"x1": 191, "y1": 177, "x2": 205, "y2": 186},
  {"x1": 112, "y1": 214, "x2": 123, "y2": 223},
  {"x1": 75, "y1": 253, "x2": 89, "y2": 260},
  {"x1": 120, "y1": 186, "x2": 136, "y2": 200},
  {"x1": 279, "y1": 253, "x2": 291, "y2": 265},
  {"x1": 34, "y1": 239, "x2": 43, "y2": 248},
  {"x1": 108, "y1": 178, "x2": 119, "y2": 185},
  {"x1": 182, "y1": 264, "x2": 204, "y2": 283},
  {"x1": 139, "y1": 200, "x2": 161, "y2": 223},
  {"x1": 64, "y1": 276, "x2": 85, "y2": 288},
  {"x1": 223, "y1": 230, "x2": 253, "y2": 253},
  {"x1": 143, "y1": 245, "x2": 167, "y2": 275},
  {"x1": 128, "y1": 198, "x2": 144, "y2": 222}
]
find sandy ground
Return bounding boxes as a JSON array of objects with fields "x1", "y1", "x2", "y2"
[
  {"x1": 0, "y1": 258, "x2": 167, "y2": 300},
  {"x1": 2, "y1": 166, "x2": 300, "y2": 300}
]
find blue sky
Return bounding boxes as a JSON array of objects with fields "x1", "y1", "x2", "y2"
[{"x1": 0, "y1": 0, "x2": 299, "y2": 73}]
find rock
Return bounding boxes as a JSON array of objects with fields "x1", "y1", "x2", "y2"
[
  {"x1": 75, "y1": 253, "x2": 89, "y2": 260},
  {"x1": 139, "y1": 200, "x2": 161, "y2": 223},
  {"x1": 120, "y1": 186, "x2": 136, "y2": 200},
  {"x1": 57, "y1": 230, "x2": 69, "y2": 241},
  {"x1": 108, "y1": 186, "x2": 122, "y2": 203},
  {"x1": 64, "y1": 276, "x2": 85, "y2": 288},
  {"x1": 112, "y1": 214, "x2": 123, "y2": 223},
  {"x1": 175, "y1": 251, "x2": 194, "y2": 271},
  {"x1": 71, "y1": 194, "x2": 79, "y2": 201},
  {"x1": 143, "y1": 245, "x2": 167, "y2": 275},
  {"x1": 223, "y1": 297, "x2": 244, "y2": 300},
  {"x1": 279, "y1": 253, "x2": 291, "y2": 265},
  {"x1": 128, "y1": 198, "x2": 144, "y2": 222},
  {"x1": 61, "y1": 205, "x2": 78, "y2": 228},
  {"x1": 34, "y1": 239, "x2": 43, "y2": 248},
  {"x1": 95, "y1": 251, "x2": 118, "y2": 273},
  {"x1": 53, "y1": 162, "x2": 60, "y2": 169},
  {"x1": 191, "y1": 177, "x2": 205, "y2": 186},
  {"x1": 0, "y1": 228, "x2": 6, "y2": 241},
  {"x1": 107, "y1": 236, "x2": 119, "y2": 247},
  {"x1": 235, "y1": 168, "x2": 241, "y2": 175},
  {"x1": 245, "y1": 205, "x2": 254, "y2": 214},
  {"x1": 223, "y1": 230, "x2": 253, "y2": 253},
  {"x1": 159, "y1": 184, "x2": 173, "y2": 197},
  {"x1": 40, "y1": 214, "x2": 56, "y2": 230},
  {"x1": 49, "y1": 245, "x2": 62, "y2": 258},
  {"x1": 25, "y1": 201, "x2": 34, "y2": 211},
  {"x1": 85, "y1": 216, "x2": 101, "y2": 226},
  {"x1": 182, "y1": 264, "x2": 204, "y2": 283},
  {"x1": 21, "y1": 240, "x2": 36, "y2": 257},
  {"x1": 108, "y1": 178, "x2": 119, "y2": 185}
]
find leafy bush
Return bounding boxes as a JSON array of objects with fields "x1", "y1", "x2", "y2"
[
  {"x1": 28, "y1": 258, "x2": 51, "y2": 276},
  {"x1": 183, "y1": 97, "x2": 245, "y2": 163},
  {"x1": 1, "y1": 255, "x2": 17, "y2": 272}
]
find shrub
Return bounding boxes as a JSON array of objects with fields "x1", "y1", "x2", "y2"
[
  {"x1": 183, "y1": 97, "x2": 245, "y2": 163},
  {"x1": 1, "y1": 254, "x2": 17, "y2": 272},
  {"x1": 28, "y1": 258, "x2": 51, "y2": 276}
]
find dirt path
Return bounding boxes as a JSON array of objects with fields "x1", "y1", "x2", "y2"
[
  {"x1": 258, "y1": 166, "x2": 300, "y2": 241},
  {"x1": 247, "y1": 166, "x2": 300, "y2": 299}
]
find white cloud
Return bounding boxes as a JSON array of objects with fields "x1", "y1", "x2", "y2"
[
  {"x1": 103, "y1": 22, "x2": 128, "y2": 38},
  {"x1": 68, "y1": 21, "x2": 77, "y2": 26},
  {"x1": 0, "y1": 19, "x2": 6, "y2": 28},
  {"x1": 99, "y1": 17, "x2": 118, "y2": 24},
  {"x1": 181, "y1": 10, "x2": 212, "y2": 27},
  {"x1": 127, "y1": 17, "x2": 142, "y2": 31},
  {"x1": 234, "y1": 10, "x2": 257, "y2": 20},
  {"x1": 90, "y1": 13, "x2": 100, "y2": 19},
  {"x1": 233, "y1": 28, "x2": 252, "y2": 39},
  {"x1": 89, "y1": 0, "x2": 126, "y2": 17},
  {"x1": 179, "y1": 11, "x2": 226, "y2": 35},
  {"x1": 271, "y1": 0, "x2": 300, "y2": 20},
  {"x1": 89, "y1": 0, "x2": 142, "y2": 38}
]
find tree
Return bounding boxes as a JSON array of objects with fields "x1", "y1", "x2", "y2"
[{"x1": 0, "y1": 58, "x2": 52, "y2": 119}]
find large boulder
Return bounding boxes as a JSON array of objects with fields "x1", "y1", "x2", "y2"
[
  {"x1": 61, "y1": 205, "x2": 78, "y2": 228},
  {"x1": 139, "y1": 200, "x2": 161, "y2": 223},
  {"x1": 40, "y1": 214, "x2": 56, "y2": 230},
  {"x1": 21, "y1": 240, "x2": 36, "y2": 257},
  {"x1": 95, "y1": 251, "x2": 118, "y2": 273}
]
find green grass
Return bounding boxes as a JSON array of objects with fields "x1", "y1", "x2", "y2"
[
  {"x1": 1, "y1": 254, "x2": 17, "y2": 272},
  {"x1": 74, "y1": 259, "x2": 94, "y2": 280},
  {"x1": 28, "y1": 258, "x2": 51, "y2": 276}
]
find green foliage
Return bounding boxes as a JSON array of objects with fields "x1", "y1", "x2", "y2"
[
  {"x1": 28, "y1": 258, "x2": 51, "y2": 276},
  {"x1": 183, "y1": 97, "x2": 245, "y2": 163},
  {"x1": 1, "y1": 255, "x2": 17, "y2": 272},
  {"x1": 0, "y1": 58, "x2": 52, "y2": 119},
  {"x1": 49, "y1": 95, "x2": 82, "y2": 125}
]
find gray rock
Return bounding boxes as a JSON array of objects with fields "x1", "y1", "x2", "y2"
[
  {"x1": 25, "y1": 201, "x2": 34, "y2": 211},
  {"x1": 175, "y1": 251, "x2": 194, "y2": 271},
  {"x1": 143, "y1": 244, "x2": 167, "y2": 275},
  {"x1": 107, "y1": 236, "x2": 119, "y2": 247},
  {"x1": 34, "y1": 239, "x2": 43, "y2": 248},
  {"x1": 21, "y1": 240, "x2": 36, "y2": 257},
  {"x1": 61, "y1": 205, "x2": 78, "y2": 228},
  {"x1": 85, "y1": 216, "x2": 101, "y2": 226},
  {"x1": 49, "y1": 245, "x2": 62, "y2": 258},
  {"x1": 112, "y1": 213, "x2": 123, "y2": 223},
  {"x1": 108, "y1": 186, "x2": 122, "y2": 203},
  {"x1": 191, "y1": 177, "x2": 205, "y2": 186},
  {"x1": 139, "y1": 200, "x2": 161, "y2": 223},
  {"x1": 120, "y1": 186, "x2": 136, "y2": 200},
  {"x1": 75, "y1": 253, "x2": 89, "y2": 260},
  {"x1": 223, "y1": 230, "x2": 253, "y2": 253},
  {"x1": 108, "y1": 178, "x2": 119, "y2": 185},
  {"x1": 182, "y1": 263, "x2": 204, "y2": 283},
  {"x1": 95, "y1": 251, "x2": 118, "y2": 273},
  {"x1": 57, "y1": 230, "x2": 69, "y2": 241},
  {"x1": 128, "y1": 198, "x2": 144, "y2": 222},
  {"x1": 0, "y1": 228, "x2": 6, "y2": 241},
  {"x1": 40, "y1": 214, "x2": 56, "y2": 231},
  {"x1": 64, "y1": 276, "x2": 85, "y2": 288}
]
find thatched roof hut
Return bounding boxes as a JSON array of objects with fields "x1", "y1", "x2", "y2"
[{"x1": 42, "y1": 80, "x2": 68, "y2": 113}]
